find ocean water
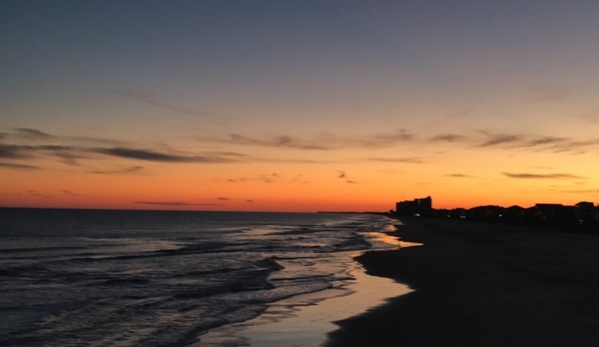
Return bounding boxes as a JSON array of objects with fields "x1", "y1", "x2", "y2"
[{"x1": 0, "y1": 209, "x2": 398, "y2": 347}]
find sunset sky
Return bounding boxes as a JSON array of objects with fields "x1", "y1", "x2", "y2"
[{"x1": 2, "y1": 1, "x2": 599, "y2": 211}]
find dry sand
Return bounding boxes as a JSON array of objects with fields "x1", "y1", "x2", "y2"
[{"x1": 326, "y1": 218, "x2": 599, "y2": 347}]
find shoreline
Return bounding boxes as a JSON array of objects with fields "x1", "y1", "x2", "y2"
[
  {"x1": 326, "y1": 217, "x2": 599, "y2": 346},
  {"x1": 195, "y1": 252, "x2": 410, "y2": 347},
  {"x1": 193, "y1": 221, "x2": 412, "y2": 347}
]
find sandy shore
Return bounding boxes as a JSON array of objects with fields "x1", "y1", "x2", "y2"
[
  {"x1": 195, "y1": 253, "x2": 410, "y2": 347},
  {"x1": 326, "y1": 217, "x2": 599, "y2": 347}
]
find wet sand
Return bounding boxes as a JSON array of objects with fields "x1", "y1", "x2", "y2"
[
  {"x1": 196, "y1": 257, "x2": 410, "y2": 346},
  {"x1": 326, "y1": 218, "x2": 599, "y2": 347}
]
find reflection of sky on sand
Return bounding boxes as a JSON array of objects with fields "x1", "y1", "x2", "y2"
[
  {"x1": 197, "y1": 261, "x2": 411, "y2": 347},
  {"x1": 197, "y1": 225, "x2": 414, "y2": 347},
  {"x1": 366, "y1": 232, "x2": 423, "y2": 249},
  {"x1": 365, "y1": 221, "x2": 423, "y2": 249}
]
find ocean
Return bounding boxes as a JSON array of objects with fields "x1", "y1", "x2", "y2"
[{"x1": 0, "y1": 209, "x2": 400, "y2": 347}]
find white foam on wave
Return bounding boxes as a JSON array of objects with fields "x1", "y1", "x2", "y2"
[{"x1": 195, "y1": 259, "x2": 411, "y2": 347}]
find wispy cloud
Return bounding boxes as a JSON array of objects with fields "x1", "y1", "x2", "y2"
[
  {"x1": 0, "y1": 161, "x2": 41, "y2": 170},
  {"x1": 27, "y1": 190, "x2": 51, "y2": 198},
  {"x1": 14, "y1": 128, "x2": 55, "y2": 140},
  {"x1": 213, "y1": 128, "x2": 599, "y2": 156},
  {"x1": 226, "y1": 173, "x2": 279, "y2": 184},
  {"x1": 291, "y1": 174, "x2": 309, "y2": 184},
  {"x1": 429, "y1": 134, "x2": 468, "y2": 143},
  {"x1": 420, "y1": 130, "x2": 599, "y2": 155},
  {"x1": 225, "y1": 173, "x2": 309, "y2": 184},
  {"x1": 366, "y1": 129, "x2": 414, "y2": 144},
  {"x1": 93, "y1": 147, "x2": 241, "y2": 163},
  {"x1": 503, "y1": 172, "x2": 585, "y2": 179},
  {"x1": 550, "y1": 139, "x2": 599, "y2": 154},
  {"x1": 519, "y1": 136, "x2": 567, "y2": 148},
  {"x1": 221, "y1": 129, "x2": 415, "y2": 151},
  {"x1": 2, "y1": 128, "x2": 248, "y2": 166},
  {"x1": 5, "y1": 128, "x2": 125, "y2": 146},
  {"x1": 88, "y1": 166, "x2": 144, "y2": 175},
  {"x1": 369, "y1": 157, "x2": 424, "y2": 164},
  {"x1": 217, "y1": 197, "x2": 230, "y2": 201},
  {"x1": 61, "y1": 190, "x2": 79, "y2": 196},
  {"x1": 336, "y1": 170, "x2": 358, "y2": 184},
  {"x1": 30, "y1": 145, "x2": 90, "y2": 166},
  {"x1": 0, "y1": 144, "x2": 33, "y2": 159},
  {"x1": 0, "y1": 129, "x2": 124, "y2": 164},
  {"x1": 227, "y1": 134, "x2": 332, "y2": 150},
  {"x1": 94, "y1": 147, "x2": 195, "y2": 162},
  {"x1": 111, "y1": 89, "x2": 212, "y2": 118},
  {"x1": 444, "y1": 173, "x2": 472, "y2": 178},
  {"x1": 476, "y1": 131, "x2": 523, "y2": 148},
  {"x1": 134, "y1": 201, "x2": 222, "y2": 206},
  {"x1": 5, "y1": 126, "x2": 599, "y2": 177},
  {"x1": 466, "y1": 131, "x2": 599, "y2": 154},
  {"x1": 254, "y1": 157, "x2": 329, "y2": 164}
]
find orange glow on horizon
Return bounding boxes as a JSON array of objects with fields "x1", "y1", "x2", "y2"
[{"x1": 3, "y1": 2, "x2": 599, "y2": 213}]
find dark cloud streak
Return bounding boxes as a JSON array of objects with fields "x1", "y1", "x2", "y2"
[
  {"x1": 429, "y1": 134, "x2": 468, "y2": 143},
  {"x1": 27, "y1": 190, "x2": 51, "y2": 198},
  {"x1": 369, "y1": 157, "x2": 424, "y2": 164},
  {"x1": 88, "y1": 166, "x2": 144, "y2": 175},
  {"x1": 476, "y1": 131, "x2": 523, "y2": 148},
  {"x1": 94, "y1": 147, "x2": 239, "y2": 163},
  {"x1": 228, "y1": 134, "x2": 332, "y2": 150},
  {"x1": 444, "y1": 173, "x2": 472, "y2": 178},
  {"x1": 0, "y1": 162, "x2": 41, "y2": 170},
  {"x1": 0, "y1": 144, "x2": 32, "y2": 159},
  {"x1": 503, "y1": 172, "x2": 585, "y2": 179},
  {"x1": 134, "y1": 201, "x2": 222, "y2": 206}
]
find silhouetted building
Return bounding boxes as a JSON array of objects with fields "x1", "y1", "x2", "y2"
[
  {"x1": 530, "y1": 203, "x2": 577, "y2": 228},
  {"x1": 534, "y1": 203, "x2": 566, "y2": 220},
  {"x1": 575, "y1": 201, "x2": 598, "y2": 227},
  {"x1": 391, "y1": 197, "x2": 598, "y2": 233},
  {"x1": 575, "y1": 201, "x2": 595, "y2": 212},
  {"x1": 395, "y1": 196, "x2": 432, "y2": 216}
]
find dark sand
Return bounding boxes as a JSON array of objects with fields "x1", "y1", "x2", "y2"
[{"x1": 326, "y1": 218, "x2": 599, "y2": 347}]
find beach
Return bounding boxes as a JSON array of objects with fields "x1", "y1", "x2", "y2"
[{"x1": 326, "y1": 217, "x2": 599, "y2": 347}]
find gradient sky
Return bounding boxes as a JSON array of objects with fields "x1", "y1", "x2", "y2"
[{"x1": 2, "y1": 1, "x2": 599, "y2": 211}]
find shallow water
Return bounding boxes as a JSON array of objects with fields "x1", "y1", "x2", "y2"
[
  {"x1": 0, "y1": 209, "x2": 399, "y2": 347},
  {"x1": 197, "y1": 260, "x2": 411, "y2": 347}
]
